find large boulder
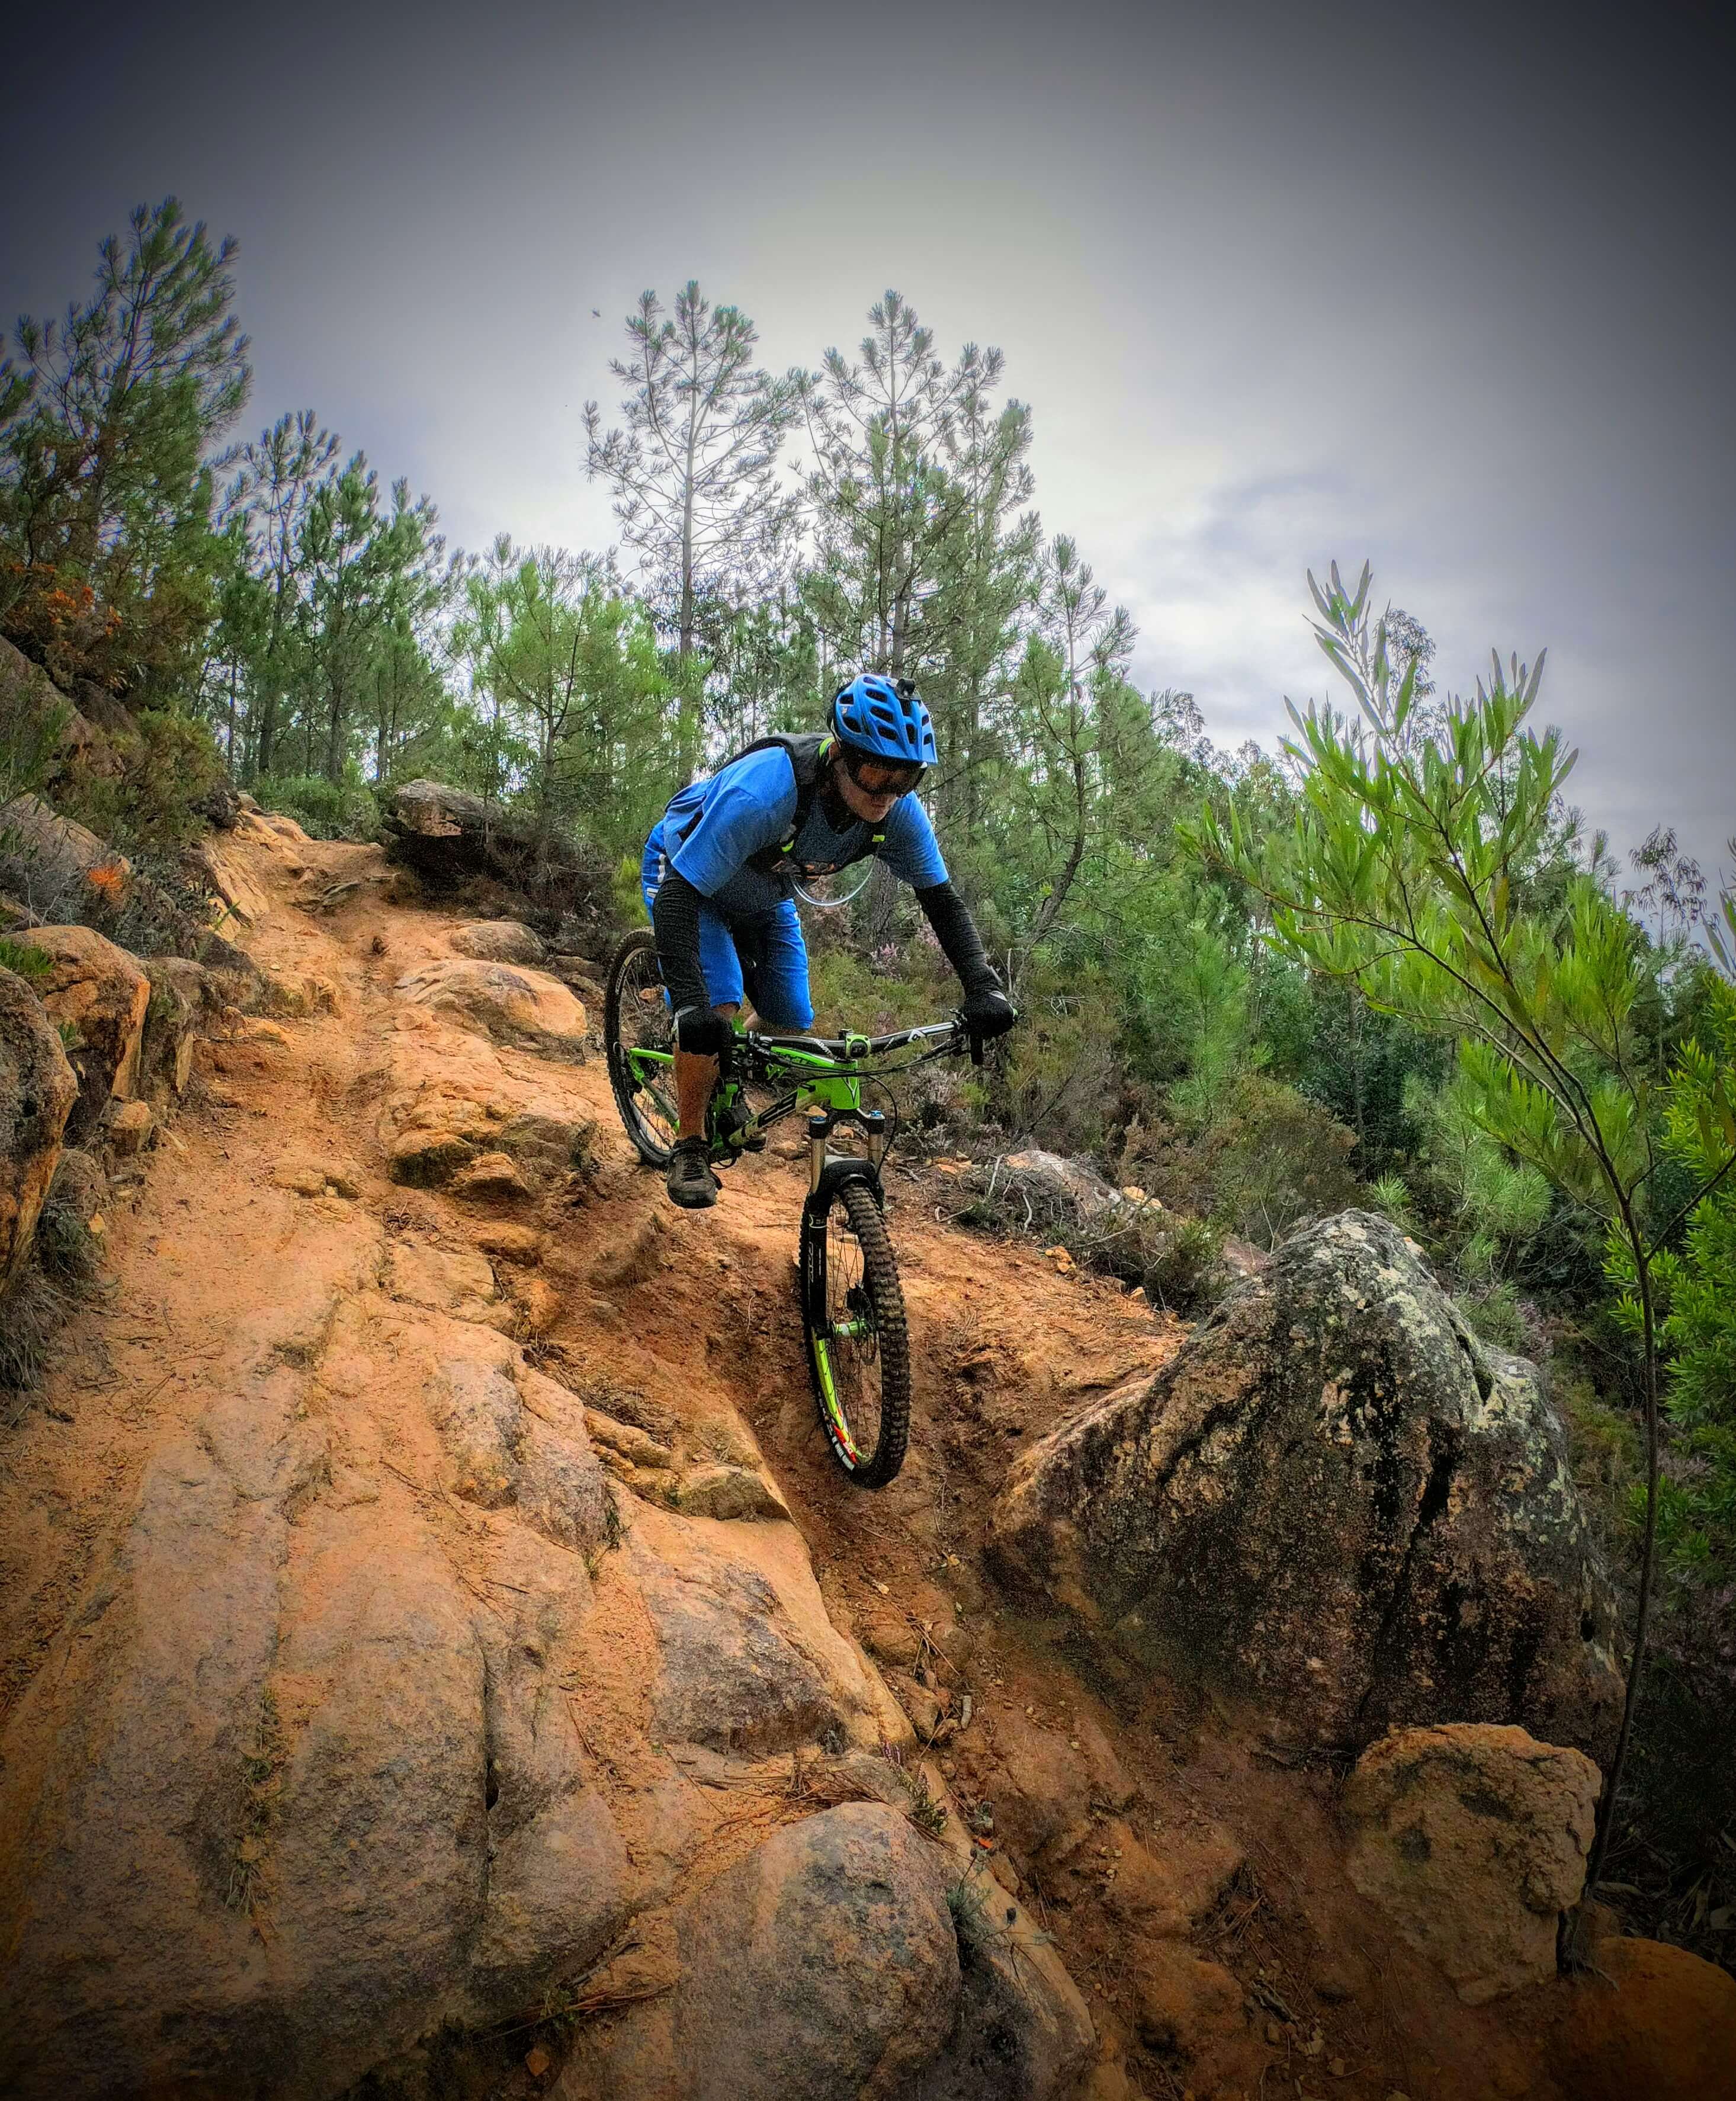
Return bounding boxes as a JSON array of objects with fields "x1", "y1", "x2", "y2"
[
  {"x1": 630, "y1": 1504, "x2": 906, "y2": 1759},
  {"x1": 0, "y1": 636, "x2": 124, "y2": 784},
  {"x1": 991, "y1": 1211, "x2": 1623, "y2": 1759},
  {"x1": 1342, "y1": 1723, "x2": 1600, "y2": 2003},
  {"x1": 0, "y1": 1224, "x2": 633, "y2": 2099},
  {"x1": 375, "y1": 1013, "x2": 598, "y2": 1189},
  {"x1": 559, "y1": 1803, "x2": 962, "y2": 2101},
  {"x1": 139, "y1": 956, "x2": 204, "y2": 1100},
  {"x1": 14, "y1": 925, "x2": 150, "y2": 1144},
  {"x1": 395, "y1": 957, "x2": 588, "y2": 1057},
  {"x1": 910, "y1": 1853, "x2": 1098, "y2": 2101},
  {"x1": 0, "y1": 966, "x2": 79, "y2": 1293}
]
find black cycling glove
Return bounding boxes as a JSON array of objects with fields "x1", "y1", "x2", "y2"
[{"x1": 960, "y1": 986, "x2": 1017, "y2": 1040}]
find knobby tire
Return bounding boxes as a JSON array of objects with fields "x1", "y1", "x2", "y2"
[
  {"x1": 803, "y1": 1177, "x2": 911, "y2": 1489},
  {"x1": 605, "y1": 928, "x2": 678, "y2": 1167}
]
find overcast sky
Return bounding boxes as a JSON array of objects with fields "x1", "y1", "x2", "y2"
[{"x1": 3, "y1": 0, "x2": 1731, "y2": 887}]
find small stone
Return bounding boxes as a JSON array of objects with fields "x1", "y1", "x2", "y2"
[
  {"x1": 1313, "y1": 1961, "x2": 1362, "y2": 2003},
  {"x1": 239, "y1": 1017, "x2": 292, "y2": 1047},
  {"x1": 1329, "y1": 2058, "x2": 1348, "y2": 2078},
  {"x1": 524, "y1": 2044, "x2": 551, "y2": 2077},
  {"x1": 1265, "y1": 2020, "x2": 1283, "y2": 2045},
  {"x1": 450, "y1": 1150, "x2": 532, "y2": 1202},
  {"x1": 105, "y1": 1099, "x2": 155, "y2": 1155},
  {"x1": 473, "y1": 1222, "x2": 544, "y2": 1264}
]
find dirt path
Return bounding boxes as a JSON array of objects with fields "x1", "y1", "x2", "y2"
[{"x1": 0, "y1": 826, "x2": 1580, "y2": 2101}]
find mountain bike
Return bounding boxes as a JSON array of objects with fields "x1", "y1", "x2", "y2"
[{"x1": 604, "y1": 926, "x2": 980, "y2": 1490}]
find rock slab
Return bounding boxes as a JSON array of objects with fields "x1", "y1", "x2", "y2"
[
  {"x1": 17, "y1": 924, "x2": 150, "y2": 1141},
  {"x1": 450, "y1": 918, "x2": 547, "y2": 965},
  {"x1": 560, "y1": 1803, "x2": 961, "y2": 2101},
  {"x1": 991, "y1": 1210, "x2": 1623, "y2": 1759},
  {"x1": 396, "y1": 956, "x2": 588, "y2": 1054},
  {"x1": 0, "y1": 965, "x2": 78, "y2": 1291},
  {"x1": 1342, "y1": 1722, "x2": 1600, "y2": 2003}
]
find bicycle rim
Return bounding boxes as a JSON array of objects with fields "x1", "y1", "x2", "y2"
[
  {"x1": 605, "y1": 930, "x2": 679, "y2": 1166},
  {"x1": 803, "y1": 1179, "x2": 910, "y2": 1489}
]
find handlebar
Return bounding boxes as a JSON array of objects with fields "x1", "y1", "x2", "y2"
[{"x1": 746, "y1": 1018, "x2": 968, "y2": 1061}]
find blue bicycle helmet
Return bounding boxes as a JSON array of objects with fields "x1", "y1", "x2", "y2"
[{"x1": 830, "y1": 673, "x2": 938, "y2": 767}]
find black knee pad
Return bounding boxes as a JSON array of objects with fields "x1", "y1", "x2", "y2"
[{"x1": 676, "y1": 1009, "x2": 731, "y2": 1058}]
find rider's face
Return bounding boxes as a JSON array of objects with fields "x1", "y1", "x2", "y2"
[
  {"x1": 832, "y1": 746, "x2": 925, "y2": 823},
  {"x1": 831, "y1": 756, "x2": 901, "y2": 823}
]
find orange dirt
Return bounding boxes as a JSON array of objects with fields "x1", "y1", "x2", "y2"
[{"x1": 0, "y1": 829, "x2": 1591, "y2": 2100}]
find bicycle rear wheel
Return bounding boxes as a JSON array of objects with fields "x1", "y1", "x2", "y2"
[
  {"x1": 605, "y1": 928, "x2": 679, "y2": 1166},
  {"x1": 800, "y1": 1176, "x2": 910, "y2": 1489}
]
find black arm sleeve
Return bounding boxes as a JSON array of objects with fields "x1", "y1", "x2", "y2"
[
  {"x1": 916, "y1": 880, "x2": 1000, "y2": 996},
  {"x1": 652, "y1": 868, "x2": 712, "y2": 1019}
]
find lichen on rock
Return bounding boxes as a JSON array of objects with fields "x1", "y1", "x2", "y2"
[{"x1": 990, "y1": 1210, "x2": 1624, "y2": 1760}]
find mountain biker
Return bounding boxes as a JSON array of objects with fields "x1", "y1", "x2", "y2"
[{"x1": 641, "y1": 672, "x2": 1016, "y2": 1210}]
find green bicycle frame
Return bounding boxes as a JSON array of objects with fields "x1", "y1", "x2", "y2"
[{"x1": 622, "y1": 1022, "x2": 951, "y2": 1155}]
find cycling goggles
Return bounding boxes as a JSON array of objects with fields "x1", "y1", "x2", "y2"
[{"x1": 838, "y1": 745, "x2": 927, "y2": 797}]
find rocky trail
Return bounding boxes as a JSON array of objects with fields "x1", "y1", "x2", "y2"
[{"x1": 2, "y1": 812, "x2": 1728, "y2": 2101}]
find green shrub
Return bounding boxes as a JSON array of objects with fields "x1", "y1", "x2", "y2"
[
  {"x1": 1608, "y1": 978, "x2": 1736, "y2": 1584},
  {"x1": 1141, "y1": 1215, "x2": 1225, "y2": 1313},
  {"x1": 60, "y1": 707, "x2": 226, "y2": 854},
  {"x1": 0, "y1": 1181, "x2": 104, "y2": 1400},
  {"x1": 1454, "y1": 1279, "x2": 1546, "y2": 1357},
  {"x1": 1124, "y1": 1071, "x2": 1360, "y2": 1246},
  {"x1": 0, "y1": 936, "x2": 50, "y2": 982},
  {"x1": 253, "y1": 769, "x2": 380, "y2": 841}
]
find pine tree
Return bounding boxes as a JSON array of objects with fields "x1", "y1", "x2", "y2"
[
  {"x1": 0, "y1": 198, "x2": 251, "y2": 697},
  {"x1": 219, "y1": 412, "x2": 339, "y2": 777},
  {"x1": 585, "y1": 284, "x2": 797, "y2": 775},
  {"x1": 454, "y1": 538, "x2": 675, "y2": 858},
  {"x1": 294, "y1": 459, "x2": 448, "y2": 784},
  {"x1": 921, "y1": 348, "x2": 1038, "y2": 839},
  {"x1": 994, "y1": 534, "x2": 1135, "y2": 976},
  {"x1": 800, "y1": 290, "x2": 971, "y2": 679}
]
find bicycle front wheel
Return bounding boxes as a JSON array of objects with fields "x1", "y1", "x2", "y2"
[
  {"x1": 605, "y1": 928, "x2": 679, "y2": 1166},
  {"x1": 800, "y1": 1177, "x2": 910, "y2": 1489}
]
